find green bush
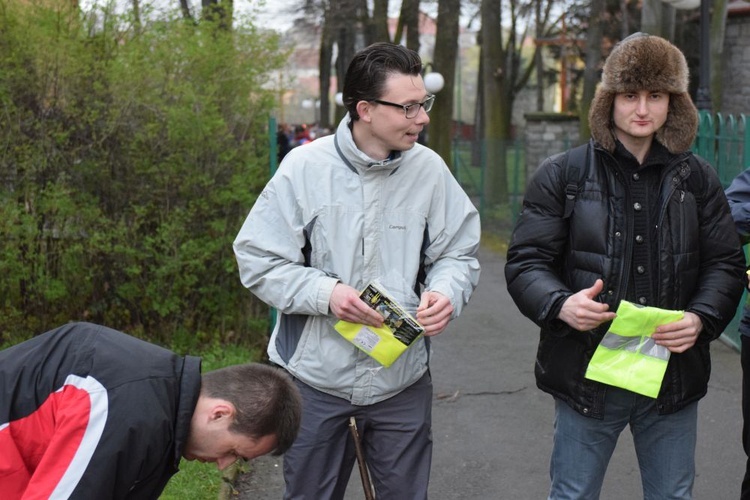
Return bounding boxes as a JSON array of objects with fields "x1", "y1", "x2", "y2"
[{"x1": 0, "y1": 1, "x2": 282, "y2": 347}]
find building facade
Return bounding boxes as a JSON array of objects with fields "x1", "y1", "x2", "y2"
[{"x1": 721, "y1": 1, "x2": 750, "y2": 115}]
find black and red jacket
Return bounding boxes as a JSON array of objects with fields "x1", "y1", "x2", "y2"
[{"x1": 0, "y1": 322, "x2": 202, "y2": 499}]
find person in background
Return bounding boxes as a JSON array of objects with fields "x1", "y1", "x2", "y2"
[
  {"x1": 504, "y1": 33, "x2": 745, "y2": 499},
  {"x1": 724, "y1": 169, "x2": 750, "y2": 500},
  {"x1": 0, "y1": 322, "x2": 302, "y2": 499},
  {"x1": 277, "y1": 122, "x2": 293, "y2": 163},
  {"x1": 233, "y1": 42, "x2": 480, "y2": 499},
  {"x1": 293, "y1": 124, "x2": 311, "y2": 146}
]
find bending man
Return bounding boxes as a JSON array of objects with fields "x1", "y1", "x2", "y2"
[{"x1": 0, "y1": 321, "x2": 302, "y2": 499}]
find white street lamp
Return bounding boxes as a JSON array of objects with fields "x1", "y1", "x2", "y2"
[
  {"x1": 424, "y1": 71, "x2": 445, "y2": 94},
  {"x1": 661, "y1": 0, "x2": 700, "y2": 9}
]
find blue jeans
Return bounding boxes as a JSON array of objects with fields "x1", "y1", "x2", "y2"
[
  {"x1": 549, "y1": 387, "x2": 697, "y2": 500},
  {"x1": 741, "y1": 334, "x2": 750, "y2": 499}
]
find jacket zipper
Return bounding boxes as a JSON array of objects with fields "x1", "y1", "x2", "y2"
[{"x1": 654, "y1": 154, "x2": 691, "y2": 302}]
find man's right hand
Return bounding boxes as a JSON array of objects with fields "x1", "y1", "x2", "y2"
[
  {"x1": 329, "y1": 283, "x2": 384, "y2": 327},
  {"x1": 557, "y1": 279, "x2": 616, "y2": 332}
]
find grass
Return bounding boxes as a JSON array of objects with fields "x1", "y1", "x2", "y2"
[
  {"x1": 160, "y1": 460, "x2": 227, "y2": 500},
  {"x1": 481, "y1": 230, "x2": 510, "y2": 256}
]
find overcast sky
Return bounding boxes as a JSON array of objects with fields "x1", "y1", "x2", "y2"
[
  {"x1": 79, "y1": 0, "x2": 297, "y2": 31},
  {"x1": 80, "y1": 0, "x2": 437, "y2": 33},
  {"x1": 251, "y1": 0, "x2": 297, "y2": 31}
]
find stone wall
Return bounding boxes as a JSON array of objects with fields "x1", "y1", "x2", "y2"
[
  {"x1": 722, "y1": 12, "x2": 750, "y2": 116},
  {"x1": 523, "y1": 112, "x2": 581, "y2": 185}
]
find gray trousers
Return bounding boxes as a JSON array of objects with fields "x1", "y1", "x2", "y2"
[{"x1": 283, "y1": 372, "x2": 433, "y2": 500}]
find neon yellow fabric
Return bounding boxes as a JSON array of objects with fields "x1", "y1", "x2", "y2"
[
  {"x1": 585, "y1": 300, "x2": 684, "y2": 398},
  {"x1": 334, "y1": 321, "x2": 416, "y2": 367}
]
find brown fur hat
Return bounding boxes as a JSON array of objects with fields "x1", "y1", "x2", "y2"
[{"x1": 588, "y1": 32, "x2": 698, "y2": 154}]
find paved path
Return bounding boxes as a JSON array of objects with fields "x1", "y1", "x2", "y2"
[{"x1": 236, "y1": 248, "x2": 745, "y2": 499}]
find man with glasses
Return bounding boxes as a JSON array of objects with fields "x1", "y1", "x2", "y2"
[
  {"x1": 371, "y1": 93, "x2": 435, "y2": 117},
  {"x1": 234, "y1": 42, "x2": 480, "y2": 499}
]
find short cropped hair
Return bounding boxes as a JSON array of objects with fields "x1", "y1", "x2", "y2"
[
  {"x1": 343, "y1": 42, "x2": 423, "y2": 121},
  {"x1": 201, "y1": 363, "x2": 302, "y2": 455}
]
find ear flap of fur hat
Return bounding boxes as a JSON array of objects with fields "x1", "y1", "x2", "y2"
[{"x1": 588, "y1": 33, "x2": 698, "y2": 154}]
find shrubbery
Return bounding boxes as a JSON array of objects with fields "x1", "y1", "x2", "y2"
[{"x1": 0, "y1": 1, "x2": 283, "y2": 348}]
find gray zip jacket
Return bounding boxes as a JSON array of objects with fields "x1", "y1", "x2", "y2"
[{"x1": 234, "y1": 116, "x2": 480, "y2": 405}]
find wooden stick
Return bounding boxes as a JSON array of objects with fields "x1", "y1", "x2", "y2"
[{"x1": 349, "y1": 416, "x2": 376, "y2": 500}]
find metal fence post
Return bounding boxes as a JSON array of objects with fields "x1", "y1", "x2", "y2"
[{"x1": 268, "y1": 114, "x2": 278, "y2": 334}]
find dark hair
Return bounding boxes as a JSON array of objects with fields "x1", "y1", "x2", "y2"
[
  {"x1": 343, "y1": 42, "x2": 423, "y2": 121},
  {"x1": 201, "y1": 363, "x2": 302, "y2": 455}
]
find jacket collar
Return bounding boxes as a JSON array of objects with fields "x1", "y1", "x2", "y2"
[
  {"x1": 173, "y1": 355, "x2": 202, "y2": 469},
  {"x1": 613, "y1": 138, "x2": 672, "y2": 171},
  {"x1": 333, "y1": 114, "x2": 404, "y2": 174}
]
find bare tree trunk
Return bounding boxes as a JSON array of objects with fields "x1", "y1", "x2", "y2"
[
  {"x1": 355, "y1": 0, "x2": 374, "y2": 46},
  {"x1": 473, "y1": 40, "x2": 484, "y2": 167},
  {"x1": 371, "y1": 0, "x2": 391, "y2": 43},
  {"x1": 580, "y1": 0, "x2": 604, "y2": 142},
  {"x1": 710, "y1": 0, "x2": 729, "y2": 111},
  {"x1": 319, "y1": 9, "x2": 334, "y2": 128},
  {"x1": 332, "y1": 0, "x2": 359, "y2": 107},
  {"x1": 481, "y1": 0, "x2": 505, "y2": 205},
  {"x1": 131, "y1": 0, "x2": 140, "y2": 30},
  {"x1": 534, "y1": 0, "x2": 544, "y2": 111},
  {"x1": 320, "y1": 0, "x2": 362, "y2": 125},
  {"x1": 427, "y1": 0, "x2": 460, "y2": 170},
  {"x1": 179, "y1": 0, "x2": 193, "y2": 22},
  {"x1": 394, "y1": 0, "x2": 406, "y2": 44},
  {"x1": 395, "y1": 0, "x2": 420, "y2": 52},
  {"x1": 662, "y1": 4, "x2": 675, "y2": 41},
  {"x1": 620, "y1": 0, "x2": 629, "y2": 38}
]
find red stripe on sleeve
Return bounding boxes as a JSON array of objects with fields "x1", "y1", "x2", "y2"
[{"x1": 1, "y1": 376, "x2": 108, "y2": 500}]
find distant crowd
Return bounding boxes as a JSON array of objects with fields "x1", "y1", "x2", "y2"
[{"x1": 277, "y1": 123, "x2": 333, "y2": 163}]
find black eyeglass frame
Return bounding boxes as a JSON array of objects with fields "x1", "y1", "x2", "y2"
[{"x1": 369, "y1": 94, "x2": 435, "y2": 118}]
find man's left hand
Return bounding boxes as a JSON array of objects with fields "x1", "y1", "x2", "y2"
[
  {"x1": 416, "y1": 291, "x2": 453, "y2": 337},
  {"x1": 651, "y1": 311, "x2": 703, "y2": 353}
]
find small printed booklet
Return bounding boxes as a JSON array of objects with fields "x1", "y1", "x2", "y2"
[{"x1": 334, "y1": 282, "x2": 425, "y2": 367}]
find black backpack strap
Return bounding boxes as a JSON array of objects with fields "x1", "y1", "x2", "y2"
[{"x1": 563, "y1": 143, "x2": 590, "y2": 219}]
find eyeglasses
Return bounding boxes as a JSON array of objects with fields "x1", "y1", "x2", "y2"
[{"x1": 370, "y1": 94, "x2": 435, "y2": 119}]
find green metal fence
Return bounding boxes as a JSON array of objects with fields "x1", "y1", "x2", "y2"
[
  {"x1": 452, "y1": 137, "x2": 525, "y2": 224},
  {"x1": 693, "y1": 110, "x2": 750, "y2": 350},
  {"x1": 693, "y1": 111, "x2": 750, "y2": 186},
  {"x1": 449, "y1": 112, "x2": 750, "y2": 350}
]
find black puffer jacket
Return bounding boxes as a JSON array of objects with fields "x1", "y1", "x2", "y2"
[{"x1": 505, "y1": 141, "x2": 745, "y2": 419}]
